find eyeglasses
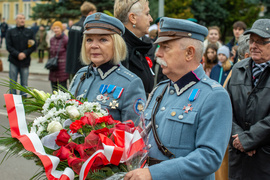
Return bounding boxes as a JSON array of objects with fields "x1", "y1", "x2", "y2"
[
  {"x1": 128, "y1": 0, "x2": 139, "y2": 12},
  {"x1": 247, "y1": 38, "x2": 270, "y2": 45}
]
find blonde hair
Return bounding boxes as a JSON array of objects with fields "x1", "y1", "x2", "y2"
[
  {"x1": 80, "y1": 2, "x2": 96, "y2": 16},
  {"x1": 81, "y1": 34, "x2": 127, "y2": 65},
  {"x1": 114, "y1": 0, "x2": 148, "y2": 24}
]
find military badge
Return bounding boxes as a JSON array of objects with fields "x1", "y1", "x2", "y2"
[{"x1": 133, "y1": 98, "x2": 145, "y2": 115}]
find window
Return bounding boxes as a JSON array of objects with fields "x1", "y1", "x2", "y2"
[
  {"x1": 23, "y1": 3, "x2": 31, "y2": 20},
  {"x1": 3, "y1": 3, "x2": 10, "y2": 20},
  {"x1": 14, "y1": 3, "x2": 19, "y2": 19}
]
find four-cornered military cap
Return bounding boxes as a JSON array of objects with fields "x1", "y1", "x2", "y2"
[
  {"x1": 83, "y1": 12, "x2": 125, "y2": 35},
  {"x1": 154, "y1": 17, "x2": 208, "y2": 44},
  {"x1": 244, "y1": 19, "x2": 270, "y2": 38}
]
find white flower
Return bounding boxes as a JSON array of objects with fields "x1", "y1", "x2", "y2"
[
  {"x1": 47, "y1": 121, "x2": 63, "y2": 134},
  {"x1": 66, "y1": 106, "x2": 80, "y2": 119}
]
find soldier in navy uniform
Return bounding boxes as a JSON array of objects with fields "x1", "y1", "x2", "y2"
[
  {"x1": 69, "y1": 13, "x2": 146, "y2": 123},
  {"x1": 124, "y1": 18, "x2": 232, "y2": 180}
]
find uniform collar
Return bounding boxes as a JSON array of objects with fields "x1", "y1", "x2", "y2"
[
  {"x1": 173, "y1": 64, "x2": 204, "y2": 96},
  {"x1": 94, "y1": 61, "x2": 119, "y2": 80}
]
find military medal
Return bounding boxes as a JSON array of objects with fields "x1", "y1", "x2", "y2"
[
  {"x1": 183, "y1": 104, "x2": 193, "y2": 113},
  {"x1": 182, "y1": 89, "x2": 200, "y2": 114},
  {"x1": 109, "y1": 100, "x2": 119, "y2": 109},
  {"x1": 97, "y1": 84, "x2": 109, "y2": 102},
  {"x1": 109, "y1": 86, "x2": 124, "y2": 109}
]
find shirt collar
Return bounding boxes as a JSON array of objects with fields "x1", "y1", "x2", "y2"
[
  {"x1": 173, "y1": 64, "x2": 203, "y2": 96},
  {"x1": 95, "y1": 61, "x2": 119, "y2": 79}
]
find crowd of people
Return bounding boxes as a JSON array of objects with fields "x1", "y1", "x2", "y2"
[{"x1": 2, "y1": 0, "x2": 270, "y2": 179}]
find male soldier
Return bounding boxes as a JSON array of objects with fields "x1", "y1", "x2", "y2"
[
  {"x1": 124, "y1": 17, "x2": 232, "y2": 180},
  {"x1": 6, "y1": 14, "x2": 36, "y2": 96},
  {"x1": 65, "y1": 1, "x2": 96, "y2": 80},
  {"x1": 227, "y1": 19, "x2": 270, "y2": 180}
]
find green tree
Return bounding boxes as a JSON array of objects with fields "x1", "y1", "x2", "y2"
[
  {"x1": 31, "y1": 0, "x2": 115, "y2": 24},
  {"x1": 165, "y1": 0, "x2": 193, "y2": 19},
  {"x1": 190, "y1": 0, "x2": 260, "y2": 42}
]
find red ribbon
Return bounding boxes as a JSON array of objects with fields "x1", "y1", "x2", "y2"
[
  {"x1": 4, "y1": 94, "x2": 146, "y2": 180},
  {"x1": 145, "y1": 56, "x2": 153, "y2": 68}
]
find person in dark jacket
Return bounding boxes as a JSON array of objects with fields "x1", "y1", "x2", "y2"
[
  {"x1": 0, "y1": 17, "x2": 8, "y2": 48},
  {"x1": 226, "y1": 19, "x2": 270, "y2": 180},
  {"x1": 49, "y1": 21, "x2": 69, "y2": 92},
  {"x1": 114, "y1": 0, "x2": 154, "y2": 95},
  {"x1": 6, "y1": 14, "x2": 36, "y2": 96},
  {"x1": 65, "y1": 1, "x2": 96, "y2": 80},
  {"x1": 226, "y1": 21, "x2": 246, "y2": 64}
]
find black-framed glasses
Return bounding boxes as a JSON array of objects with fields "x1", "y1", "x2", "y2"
[
  {"x1": 127, "y1": 0, "x2": 139, "y2": 12},
  {"x1": 247, "y1": 38, "x2": 270, "y2": 45}
]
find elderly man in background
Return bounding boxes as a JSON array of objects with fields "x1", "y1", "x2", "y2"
[
  {"x1": 227, "y1": 19, "x2": 270, "y2": 180},
  {"x1": 6, "y1": 14, "x2": 36, "y2": 96},
  {"x1": 124, "y1": 17, "x2": 232, "y2": 180}
]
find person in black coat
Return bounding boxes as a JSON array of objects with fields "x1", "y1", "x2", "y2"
[
  {"x1": 65, "y1": 2, "x2": 96, "y2": 80},
  {"x1": 114, "y1": 0, "x2": 154, "y2": 95},
  {"x1": 6, "y1": 14, "x2": 36, "y2": 96}
]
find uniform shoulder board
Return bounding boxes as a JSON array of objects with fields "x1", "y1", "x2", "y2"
[
  {"x1": 201, "y1": 76, "x2": 222, "y2": 89},
  {"x1": 115, "y1": 66, "x2": 137, "y2": 81}
]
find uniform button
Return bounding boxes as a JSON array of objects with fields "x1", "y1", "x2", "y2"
[
  {"x1": 161, "y1": 107, "x2": 166, "y2": 111},
  {"x1": 148, "y1": 144, "x2": 152, "y2": 149},
  {"x1": 203, "y1": 78, "x2": 207, "y2": 81},
  {"x1": 84, "y1": 89, "x2": 87, "y2": 93},
  {"x1": 178, "y1": 115, "x2": 184, "y2": 120},
  {"x1": 170, "y1": 90, "x2": 175, "y2": 95},
  {"x1": 171, "y1": 111, "x2": 176, "y2": 116},
  {"x1": 156, "y1": 124, "x2": 159, "y2": 129},
  {"x1": 145, "y1": 113, "x2": 148, "y2": 116}
]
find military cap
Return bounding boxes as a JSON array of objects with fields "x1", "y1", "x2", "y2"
[
  {"x1": 154, "y1": 17, "x2": 208, "y2": 44},
  {"x1": 83, "y1": 12, "x2": 125, "y2": 35},
  {"x1": 244, "y1": 19, "x2": 270, "y2": 38}
]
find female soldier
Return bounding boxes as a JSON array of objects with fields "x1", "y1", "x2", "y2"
[
  {"x1": 114, "y1": 0, "x2": 154, "y2": 95},
  {"x1": 69, "y1": 13, "x2": 146, "y2": 122}
]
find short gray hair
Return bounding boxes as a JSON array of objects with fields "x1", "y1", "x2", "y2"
[
  {"x1": 179, "y1": 38, "x2": 204, "y2": 62},
  {"x1": 237, "y1": 34, "x2": 250, "y2": 60}
]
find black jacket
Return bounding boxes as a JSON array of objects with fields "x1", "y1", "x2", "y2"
[
  {"x1": 6, "y1": 26, "x2": 36, "y2": 67},
  {"x1": 226, "y1": 58, "x2": 270, "y2": 179},
  {"x1": 66, "y1": 16, "x2": 86, "y2": 74},
  {"x1": 122, "y1": 28, "x2": 154, "y2": 95}
]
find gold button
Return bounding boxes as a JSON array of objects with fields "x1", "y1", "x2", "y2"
[{"x1": 171, "y1": 111, "x2": 176, "y2": 116}]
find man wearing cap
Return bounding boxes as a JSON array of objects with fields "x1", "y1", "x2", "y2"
[
  {"x1": 226, "y1": 19, "x2": 270, "y2": 179},
  {"x1": 124, "y1": 17, "x2": 232, "y2": 180}
]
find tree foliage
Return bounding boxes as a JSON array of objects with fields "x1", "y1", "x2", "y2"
[
  {"x1": 164, "y1": 0, "x2": 193, "y2": 19},
  {"x1": 31, "y1": 0, "x2": 114, "y2": 24},
  {"x1": 190, "y1": 0, "x2": 261, "y2": 42}
]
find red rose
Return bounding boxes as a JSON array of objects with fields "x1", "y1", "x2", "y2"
[
  {"x1": 54, "y1": 146, "x2": 73, "y2": 161},
  {"x1": 70, "y1": 120, "x2": 85, "y2": 133},
  {"x1": 96, "y1": 115, "x2": 115, "y2": 125},
  {"x1": 80, "y1": 112, "x2": 96, "y2": 125},
  {"x1": 94, "y1": 127, "x2": 110, "y2": 136},
  {"x1": 55, "y1": 129, "x2": 71, "y2": 146},
  {"x1": 67, "y1": 157, "x2": 85, "y2": 175}
]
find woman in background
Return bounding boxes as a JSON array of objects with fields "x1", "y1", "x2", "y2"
[
  {"x1": 49, "y1": 21, "x2": 69, "y2": 92},
  {"x1": 114, "y1": 0, "x2": 154, "y2": 95}
]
